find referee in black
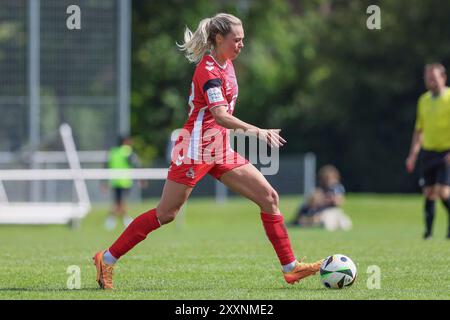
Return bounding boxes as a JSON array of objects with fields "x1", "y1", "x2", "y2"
[{"x1": 406, "y1": 63, "x2": 450, "y2": 239}]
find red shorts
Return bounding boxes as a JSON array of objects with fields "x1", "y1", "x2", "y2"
[{"x1": 167, "y1": 150, "x2": 249, "y2": 187}]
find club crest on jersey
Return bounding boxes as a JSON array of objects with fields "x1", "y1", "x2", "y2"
[
  {"x1": 186, "y1": 167, "x2": 195, "y2": 179},
  {"x1": 205, "y1": 61, "x2": 215, "y2": 71}
]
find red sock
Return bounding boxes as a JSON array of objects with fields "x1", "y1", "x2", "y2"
[
  {"x1": 260, "y1": 212, "x2": 296, "y2": 266},
  {"x1": 108, "y1": 208, "x2": 161, "y2": 259}
]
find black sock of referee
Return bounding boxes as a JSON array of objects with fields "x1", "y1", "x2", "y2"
[
  {"x1": 424, "y1": 199, "x2": 435, "y2": 237},
  {"x1": 441, "y1": 197, "x2": 450, "y2": 237}
]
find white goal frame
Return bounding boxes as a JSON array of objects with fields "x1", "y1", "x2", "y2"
[{"x1": 0, "y1": 124, "x2": 168, "y2": 225}]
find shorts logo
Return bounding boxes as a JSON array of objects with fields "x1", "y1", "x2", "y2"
[
  {"x1": 186, "y1": 167, "x2": 195, "y2": 179},
  {"x1": 207, "y1": 87, "x2": 224, "y2": 103}
]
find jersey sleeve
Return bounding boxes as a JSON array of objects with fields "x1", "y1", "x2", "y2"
[{"x1": 196, "y1": 66, "x2": 227, "y2": 110}]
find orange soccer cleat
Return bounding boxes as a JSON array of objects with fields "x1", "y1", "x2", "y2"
[
  {"x1": 93, "y1": 251, "x2": 115, "y2": 290},
  {"x1": 283, "y1": 257, "x2": 324, "y2": 284}
]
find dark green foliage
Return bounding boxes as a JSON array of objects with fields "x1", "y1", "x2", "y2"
[{"x1": 131, "y1": 0, "x2": 450, "y2": 191}]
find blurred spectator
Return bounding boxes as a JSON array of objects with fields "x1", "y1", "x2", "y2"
[
  {"x1": 102, "y1": 136, "x2": 141, "y2": 230},
  {"x1": 290, "y1": 165, "x2": 352, "y2": 231},
  {"x1": 318, "y1": 165, "x2": 346, "y2": 209}
]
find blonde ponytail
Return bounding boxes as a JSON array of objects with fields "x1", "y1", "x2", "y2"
[
  {"x1": 177, "y1": 13, "x2": 242, "y2": 64},
  {"x1": 177, "y1": 18, "x2": 212, "y2": 64}
]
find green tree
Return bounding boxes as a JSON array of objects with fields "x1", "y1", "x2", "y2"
[{"x1": 130, "y1": 0, "x2": 450, "y2": 192}]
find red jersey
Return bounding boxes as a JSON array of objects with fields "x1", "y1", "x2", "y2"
[
  {"x1": 176, "y1": 54, "x2": 239, "y2": 162},
  {"x1": 167, "y1": 54, "x2": 248, "y2": 186}
]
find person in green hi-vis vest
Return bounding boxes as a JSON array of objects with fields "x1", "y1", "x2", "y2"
[
  {"x1": 406, "y1": 63, "x2": 450, "y2": 240},
  {"x1": 104, "y1": 135, "x2": 141, "y2": 230}
]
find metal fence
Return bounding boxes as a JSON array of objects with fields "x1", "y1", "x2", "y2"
[
  {"x1": 143, "y1": 154, "x2": 316, "y2": 200},
  {"x1": 0, "y1": 1, "x2": 316, "y2": 205},
  {"x1": 0, "y1": 152, "x2": 316, "y2": 203},
  {"x1": 0, "y1": 0, "x2": 130, "y2": 153},
  {"x1": 0, "y1": 0, "x2": 28, "y2": 152}
]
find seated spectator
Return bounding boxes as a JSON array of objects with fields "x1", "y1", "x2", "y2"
[
  {"x1": 294, "y1": 189, "x2": 326, "y2": 228},
  {"x1": 318, "y1": 165, "x2": 346, "y2": 210},
  {"x1": 290, "y1": 165, "x2": 352, "y2": 231}
]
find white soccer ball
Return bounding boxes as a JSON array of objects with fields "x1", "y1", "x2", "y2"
[{"x1": 320, "y1": 254, "x2": 357, "y2": 289}]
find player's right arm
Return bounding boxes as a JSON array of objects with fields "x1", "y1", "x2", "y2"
[
  {"x1": 406, "y1": 129, "x2": 423, "y2": 173},
  {"x1": 210, "y1": 105, "x2": 286, "y2": 148},
  {"x1": 406, "y1": 97, "x2": 424, "y2": 173},
  {"x1": 196, "y1": 62, "x2": 286, "y2": 148}
]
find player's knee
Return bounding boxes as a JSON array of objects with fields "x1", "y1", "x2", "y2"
[
  {"x1": 260, "y1": 188, "x2": 280, "y2": 213},
  {"x1": 424, "y1": 188, "x2": 438, "y2": 200},
  {"x1": 439, "y1": 187, "x2": 450, "y2": 200},
  {"x1": 156, "y1": 207, "x2": 180, "y2": 225},
  {"x1": 158, "y1": 210, "x2": 178, "y2": 224}
]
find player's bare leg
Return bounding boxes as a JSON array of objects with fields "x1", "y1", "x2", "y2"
[
  {"x1": 106, "y1": 200, "x2": 130, "y2": 229},
  {"x1": 93, "y1": 180, "x2": 193, "y2": 289},
  {"x1": 116, "y1": 201, "x2": 126, "y2": 218},
  {"x1": 156, "y1": 180, "x2": 193, "y2": 224},
  {"x1": 113, "y1": 198, "x2": 133, "y2": 227},
  {"x1": 219, "y1": 163, "x2": 324, "y2": 284},
  {"x1": 105, "y1": 190, "x2": 127, "y2": 230},
  {"x1": 437, "y1": 184, "x2": 450, "y2": 239},
  {"x1": 104, "y1": 202, "x2": 121, "y2": 231},
  {"x1": 118, "y1": 200, "x2": 133, "y2": 227}
]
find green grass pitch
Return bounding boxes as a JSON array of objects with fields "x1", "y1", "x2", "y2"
[{"x1": 0, "y1": 194, "x2": 448, "y2": 300}]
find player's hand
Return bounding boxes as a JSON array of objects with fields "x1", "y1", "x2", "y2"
[
  {"x1": 257, "y1": 129, "x2": 287, "y2": 148},
  {"x1": 405, "y1": 155, "x2": 416, "y2": 173},
  {"x1": 445, "y1": 153, "x2": 450, "y2": 165}
]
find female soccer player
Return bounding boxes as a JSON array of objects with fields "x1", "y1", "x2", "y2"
[{"x1": 93, "y1": 13, "x2": 323, "y2": 290}]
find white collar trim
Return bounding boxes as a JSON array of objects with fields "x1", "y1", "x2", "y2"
[{"x1": 208, "y1": 54, "x2": 227, "y2": 69}]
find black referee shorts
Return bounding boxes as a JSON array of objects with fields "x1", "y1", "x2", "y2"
[
  {"x1": 113, "y1": 187, "x2": 129, "y2": 205},
  {"x1": 420, "y1": 149, "x2": 450, "y2": 187}
]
